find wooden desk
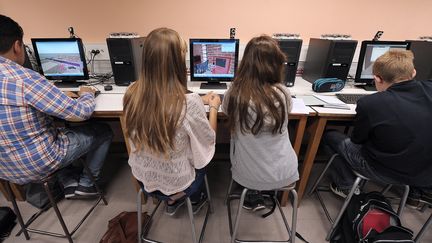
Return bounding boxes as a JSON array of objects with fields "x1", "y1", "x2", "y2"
[
  {"x1": 90, "y1": 87, "x2": 314, "y2": 207},
  {"x1": 296, "y1": 105, "x2": 357, "y2": 205}
]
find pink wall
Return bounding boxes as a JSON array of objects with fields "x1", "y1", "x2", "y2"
[{"x1": 2, "y1": 0, "x2": 430, "y2": 44}]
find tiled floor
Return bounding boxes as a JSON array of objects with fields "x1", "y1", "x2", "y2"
[{"x1": 2, "y1": 153, "x2": 432, "y2": 243}]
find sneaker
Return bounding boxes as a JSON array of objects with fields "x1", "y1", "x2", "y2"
[
  {"x1": 421, "y1": 191, "x2": 432, "y2": 205},
  {"x1": 64, "y1": 185, "x2": 77, "y2": 199},
  {"x1": 165, "y1": 199, "x2": 185, "y2": 216},
  {"x1": 192, "y1": 193, "x2": 207, "y2": 215},
  {"x1": 74, "y1": 185, "x2": 99, "y2": 198},
  {"x1": 330, "y1": 183, "x2": 360, "y2": 199},
  {"x1": 243, "y1": 191, "x2": 266, "y2": 211},
  {"x1": 407, "y1": 188, "x2": 422, "y2": 209}
]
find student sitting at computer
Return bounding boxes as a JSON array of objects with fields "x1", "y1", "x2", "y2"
[
  {"x1": 324, "y1": 50, "x2": 432, "y2": 204},
  {"x1": 222, "y1": 35, "x2": 299, "y2": 211},
  {"x1": 123, "y1": 28, "x2": 220, "y2": 215},
  {"x1": 0, "y1": 15, "x2": 113, "y2": 198}
]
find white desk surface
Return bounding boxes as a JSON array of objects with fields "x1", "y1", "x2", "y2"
[{"x1": 76, "y1": 77, "x2": 372, "y2": 114}]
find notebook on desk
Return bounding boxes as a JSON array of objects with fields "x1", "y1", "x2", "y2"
[{"x1": 296, "y1": 95, "x2": 350, "y2": 110}]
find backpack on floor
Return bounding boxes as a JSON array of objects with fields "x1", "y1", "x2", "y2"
[
  {"x1": 100, "y1": 211, "x2": 150, "y2": 243},
  {"x1": 0, "y1": 207, "x2": 16, "y2": 241},
  {"x1": 330, "y1": 191, "x2": 414, "y2": 243}
]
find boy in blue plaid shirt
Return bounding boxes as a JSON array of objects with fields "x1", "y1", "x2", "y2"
[{"x1": 0, "y1": 15, "x2": 113, "y2": 198}]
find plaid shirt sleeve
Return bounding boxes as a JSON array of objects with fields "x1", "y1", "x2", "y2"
[{"x1": 24, "y1": 73, "x2": 95, "y2": 120}]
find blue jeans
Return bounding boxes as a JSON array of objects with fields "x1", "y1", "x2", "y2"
[
  {"x1": 58, "y1": 122, "x2": 113, "y2": 187},
  {"x1": 323, "y1": 130, "x2": 400, "y2": 190},
  {"x1": 141, "y1": 168, "x2": 207, "y2": 203}
]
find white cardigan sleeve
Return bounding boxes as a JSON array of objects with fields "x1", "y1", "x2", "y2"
[{"x1": 185, "y1": 93, "x2": 216, "y2": 169}]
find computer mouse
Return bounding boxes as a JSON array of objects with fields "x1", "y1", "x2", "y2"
[
  {"x1": 104, "y1": 85, "x2": 113, "y2": 91},
  {"x1": 95, "y1": 91, "x2": 101, "y2": 97}
]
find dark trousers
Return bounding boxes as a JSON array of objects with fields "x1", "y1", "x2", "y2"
[{"x1": 323, "y1": 130, "x2": 400, "y2": 190}]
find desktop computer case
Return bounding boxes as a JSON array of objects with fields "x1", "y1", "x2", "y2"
[
  {"x1": 303, "y1": 38, "x2": 357, "y2": 83},
  {"x1": 407, "y1": 40, "x2": 432, "y2": 81},
  {"x1": 277, "y1": 39, "x2": 302, "y2": 87},
  {"x1": 106, "y1": 37, "x2": 145, "y2": 86}
]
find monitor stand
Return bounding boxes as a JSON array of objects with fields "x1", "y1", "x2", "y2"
[
  {"x1": 54, "y1": 81, "x2": 81, "y2": 88},
  {"x1": 200, "y1": 82, "x2": 227, "y2": 89}
]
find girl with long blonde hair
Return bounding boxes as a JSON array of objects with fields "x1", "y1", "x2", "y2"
[{"x1": 124, "y1": 28, "x2": 220, "y2": 214}]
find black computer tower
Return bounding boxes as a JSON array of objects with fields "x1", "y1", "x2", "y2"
[
  {"x1": 106, "y1": 37, "x2": 145, "y2": 86},
  {"x1": 407, "y1": 40, "x2": 432, "y2": 81},
  {"x1": 303, "y1": 38, "x2": 357, "y2": 83},
  {"x1": 277, "y1": 39, "x2": 302, "y2": 87}
]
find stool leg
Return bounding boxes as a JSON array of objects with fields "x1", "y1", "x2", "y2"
[
  {"x1": 225, "y1": 178, "x2": 234, "y2": 205},
  {"x1": 5, "y1": 182, "x2": 30, "y2": 240},
  {"x1": 204, "y1": 175, "x2": 213, "y2": 213},
  {"x1": 186, "y1": 198, "x2": 198, "y2": 243},
  {"x1": 325, "y1": 177, "x2": 363, "y2": 241},
  {"x1": 80, "y1": 159, "x2": 107, "y2": 205},
  {"x1": 137, "y1": 188, "x2": 143, "y2": 243},
  {"x1": 414, "y1": 212, "x2": 432, "y2": 242},
  {"x1": 381, "y1": 184, "x2": 392, "y2": 195},
  {"x1": 43, "y1": 181, "x2": 73, "y2": 243},
  {"x1": 290, "y1": 190, "x2": 298, "y2": 243},
  {"x1": 231, "y1": 188, "x2": 247, "y2": 243},
  {"x1": 308, "y1": 154, "x2": 338, "y2": 196},
  {"x1": 397, "y1": 185, "x2": 409, "y2": 217}
]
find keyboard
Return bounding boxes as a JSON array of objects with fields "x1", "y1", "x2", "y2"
[
  {"x1": 199, "y1": 93, "x2": 224, "y2": 101},
  {"x1": 336, "y1": 93, "x2": 368, "y2": 104}
]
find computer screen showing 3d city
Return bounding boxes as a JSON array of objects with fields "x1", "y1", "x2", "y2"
[
  {"x1": 356, "y1": 41, "x2": 410, "y2": 83},
  {"x1": 31, "y1": 38, "x2": 89, "y2": 83},
  {"x1": 190, "y1": 39, "x2": 239, "y2": 89}
]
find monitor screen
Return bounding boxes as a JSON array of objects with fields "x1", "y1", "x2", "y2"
[
  {"x1": 355, "y1": 41, "x2": 410, "y2": 85},
  {"x1": 189, "y1": 39, "x2": 239, "y2": 82},
  {"x1": 31, "y1": 38, "x2": 89, "y2": 82}
]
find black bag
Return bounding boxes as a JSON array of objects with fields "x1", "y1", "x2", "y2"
[
  {"x1": 0, "y1": 207, "x2": 16, "y2": 241},
  {"x1": 25, "y1": 179, "x2": 64, "y2": 209},
  {"x1": 330, "y1": 191, "x2": 414, "y2": 243}
]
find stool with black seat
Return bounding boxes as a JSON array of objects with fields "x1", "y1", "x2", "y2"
[
  {"x1": 308, "y1": 154, "x2": 410, "y2": 241},
  {"x1": 225, "y1": 178, "x2": 298, "y2": 243},
  {"x1": 136, "y1": 174, "x2": 213, "y2": 243},
  {"x1": 1, "y1": 158, "x2": 107, "y2": 243}
]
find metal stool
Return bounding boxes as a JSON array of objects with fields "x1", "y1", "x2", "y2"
[
  {"x1": 226, "y1": 178, "x2": 298, "y2": 243},
  {"x1": 137, "y1": 174, "x2": 213, "y2": 243},
  {"x1": 308, "y1": 154, "x2": 410, "y2": 241},
  {"x1": 2, "y1": 159, "x2": 107, "y2": 243}
]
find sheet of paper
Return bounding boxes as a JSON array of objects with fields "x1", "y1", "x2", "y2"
[
  {"x1": 313, "y1": 94, "x2": 350, "y2": 110},
  {"x1": 313, "y1": 94, "x2": 346, "y2": 105},
  {"x1": 291, "y1": 98, "x2": 310, "y2": 114},
  {"x1": 296, "y1": 95, "x2": 326, "y2": 106}
]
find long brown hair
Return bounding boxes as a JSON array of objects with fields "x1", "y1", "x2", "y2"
[
  {"x1": 123, "y1": 28, "x2": 187, "y2": 155},
  {"x1": 227, "y1": 35, "x2": 288, "y2": 135}
]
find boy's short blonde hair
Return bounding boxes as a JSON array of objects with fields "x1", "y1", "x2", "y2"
[{"x1": 373, "y1": 49, "x2": 415, "y2": 83}]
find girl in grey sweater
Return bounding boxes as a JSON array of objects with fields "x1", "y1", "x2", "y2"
[{"x1": 222, "y1": 35, "x2": 299, "y2": 209}]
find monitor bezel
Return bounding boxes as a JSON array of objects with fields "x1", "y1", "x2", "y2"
[
  {"x1": 189, "y1": 38, "x2": 239, "y2": 83},
  {"x1": 355, "y1": 40, "x2": 410, "y2": 85},
  {"x1": 31, "y1": 38, "x2": 89, "y2": 82}
]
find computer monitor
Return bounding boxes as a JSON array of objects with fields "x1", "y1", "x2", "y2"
[
  {"x1": 31, "y1": 38, "x2": 89, "y2": 88},
  {"x1": 355, "y1": 41, "x2": 410, "y2": 89},
  {"x1": 189, "y1": 39, "x2": 239, "y2": 89}
]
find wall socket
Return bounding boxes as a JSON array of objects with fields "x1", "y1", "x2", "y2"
[{"x1": 85, "y1": 43, "x2": 110, "y2": 60}]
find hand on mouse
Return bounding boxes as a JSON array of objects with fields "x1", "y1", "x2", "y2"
[
  {"x1": 78, "y1": 86, "x2": 96, "y2": 96},
  {"x1": 65, "y1": 91, "x2": 79, "y2": 98}
]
